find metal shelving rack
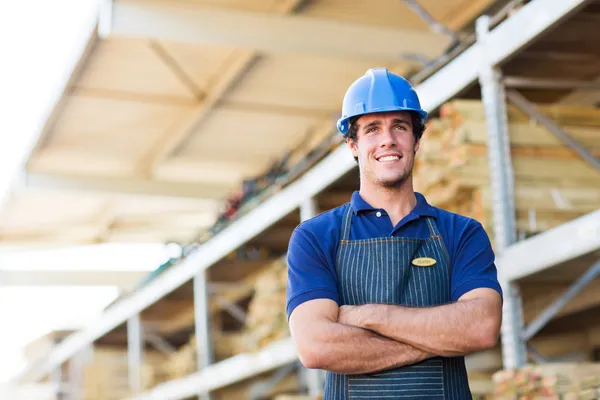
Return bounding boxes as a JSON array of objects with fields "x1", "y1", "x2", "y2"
[{"x1": 18, "y1": 0, "x2": 600, "y2": 398}]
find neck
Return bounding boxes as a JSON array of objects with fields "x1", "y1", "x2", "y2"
[{"x1": 359, "y1": 177, "x2": 417, "y2": 226}]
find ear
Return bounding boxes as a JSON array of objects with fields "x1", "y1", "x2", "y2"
[
  {"x1": 414, "y1": 137, "x2": 421, "y2": 153},
  {"x1": 346, "y1": 137, "x2": 359, "y2": 159}
]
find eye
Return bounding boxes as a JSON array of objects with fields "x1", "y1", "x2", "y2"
[
  {"x1": 394, "y1": 124, "x2": 409, "y2": 131},
  {"x1": 366, "y1": 126, "x2": 378, "y2": 134}
]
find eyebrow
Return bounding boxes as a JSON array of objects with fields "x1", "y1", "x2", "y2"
[{"x1": 362, "y1": 118, "x2": 412, "y2": 130}]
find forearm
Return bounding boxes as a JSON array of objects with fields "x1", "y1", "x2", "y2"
[
  {"x1": 361, "y1": 300, "x2": 499, "y2": 357},
  {"x1": 299, "y1": 321, "x2": 432, "y2": 375}
]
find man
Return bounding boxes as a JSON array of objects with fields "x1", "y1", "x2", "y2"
[{"x1": 285, "y1": 68, "x2": 503, "y2": 399}]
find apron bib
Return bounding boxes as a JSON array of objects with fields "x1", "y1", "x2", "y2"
[{"x1": 323, "y1": 205, "x2": 472, "y2": 399}]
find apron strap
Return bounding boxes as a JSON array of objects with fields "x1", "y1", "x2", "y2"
[
  {"x1": 425, "y1": 216, "x2": 451, "y2": 267},
  {"x1": 425, "y1": 216, "x2": 441, "y2": 239},
  {"x1": 340, "y1": 204, "x2": 353, "y2": 241},
  {"x1": 425, "y1": 217, "x2": 442, "y2": 239}
]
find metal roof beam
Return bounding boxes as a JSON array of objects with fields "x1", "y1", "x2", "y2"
[{"x1": 109, "y1": 0, "x2": 450, "y2": 61}]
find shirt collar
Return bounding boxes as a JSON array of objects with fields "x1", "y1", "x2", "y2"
[{"x1": 350, "y1": 191, "x2": 437, "y2": 218}]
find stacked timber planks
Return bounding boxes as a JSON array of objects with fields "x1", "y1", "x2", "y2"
[
  {"x1": 212, "y1": 256, "x2": 289, "y2": 356},
  {"x1": 242, "y1": 256, "x2": 289, "y2": 351},
  {"x1": 162, "y1": 335, "x2": 197, "y2": 382},
  {"x1": 492, "y1": 363, "x2": 600, "y2": 399},
  {"x1": 159, "y1": 257, "x2": 289, "y2": 382},
  {"x1": 81, "y1": 346, "x2": 167, "y2": 400},
  {"x1": 414, "y1": 100, "x2": 600, "y2": 241}
]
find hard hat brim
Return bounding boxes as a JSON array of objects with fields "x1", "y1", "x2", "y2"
[{"x1": 337, "y1": 106, "x2": 428, "y2": 135}]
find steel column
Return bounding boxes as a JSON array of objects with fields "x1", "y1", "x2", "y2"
[
  {"x1": 476, "y1": 15, "x2": 527, "y2": 369},
  {"x1": 300, "y1": 197, "x2": 319, "y2": 222},
  {"x1": 194, "y1": 270, "x2": 213, "y2": 400},
  {"x1": 67, "y1": 347, "x2": 91, "y2": 400},
  {"x1": 127, "y1": 314, "x2": 143, "y2": 394},
  {"x1": 51, "y1": 366, "x2": 64, "y2": 400},
  {"x1": 299, "y1": 197, "x2": 325, "y2": 396}
]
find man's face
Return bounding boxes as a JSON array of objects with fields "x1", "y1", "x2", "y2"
[{"x1": 347, "y1": 111, "x2": 420, "y2": 188}]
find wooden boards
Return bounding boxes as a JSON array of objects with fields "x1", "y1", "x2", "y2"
[
  {"x1": 414, "y1": 100, "x2": 600, "y2": 242},
  {"x1": 492, "y1": 363, "x2": 600, "y2": 399}
]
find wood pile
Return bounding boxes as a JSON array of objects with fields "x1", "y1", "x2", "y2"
[
  {"x1": 162, "y1": 335, "x2": 197, "y2": 382},
  {"x1": 414, "y1": 100, "x2": 600, "y2": 241},
  {"x1": 491, "y1": 363, "x2": 600, "y2": 399},
  {"x1": 242, "y1": 256, "x2": 289, "y2": 351},
  {"x1": 80, "y1": 346, "x2": 167, "y2": 400},
  {"x1": 212, "y1": 371, "x2": 300, "y2": 400},
  {"x1": 211, "y1": 256, "x2": 289, "y2": 357},
  {"x1": 158, "y1": 257, "x2": 289, "y2": 381}
]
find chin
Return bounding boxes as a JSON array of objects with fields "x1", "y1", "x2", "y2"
[{"x1": 377, "y1": 175, "x2": 409, "y2": 188}]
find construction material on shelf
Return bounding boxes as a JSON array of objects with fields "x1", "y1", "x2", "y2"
[
  {"x1": 162, "y1": 335, "x2": 198, "y2": 382},
  {"x1": 159, "y1": 257, "x2": 289, "y2": 382},
  {"x1": 212, "y1": 370, "x2": 300, "y2": 400},
  {"x1": 80, "y1": 346, "x2": 168, "y2": 400},
  {"x1": 491, "y1": 363, "x2": 600, "y2": 399},
  {"x1": 211, "y1": 256, "x2": 289, "y2": 359},
  {"x1": 242, "y1": 256, "x2": 289, "y2": 351},
  {"x1": 414, "y1": 100, "x2": 600, "y2": 241}
]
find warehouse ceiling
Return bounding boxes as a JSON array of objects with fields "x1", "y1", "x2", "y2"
[
  {"x1": 0, "y1": 0, "x2": 512, "y2": 247},
  {"x1": 9, "y1": 0, "x2": 600, "y2": 249}
]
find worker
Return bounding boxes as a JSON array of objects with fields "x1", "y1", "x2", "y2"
[{"x1": 286, "y1": 68, "x2": 503, "y2": 399}]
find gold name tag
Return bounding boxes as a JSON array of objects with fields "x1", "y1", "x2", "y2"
[{"x1": 412, "y1": 257, "x2": 437, "y2": 267}]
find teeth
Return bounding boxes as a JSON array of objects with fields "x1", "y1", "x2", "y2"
[{"x1": 379, "y1": 155, "x2": 400, "y2": 162}]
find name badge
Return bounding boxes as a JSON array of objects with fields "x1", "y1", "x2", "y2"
[{"x1": 412, "y1": 257, "x2": 437, "y2": 267}]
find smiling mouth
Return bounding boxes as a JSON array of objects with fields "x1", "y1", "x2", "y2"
[{"x1": 376, "y1": 155, "x2": 401, "y2": 163}]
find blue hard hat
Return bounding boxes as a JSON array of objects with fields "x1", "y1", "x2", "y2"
[{"x1": 337, "y1": 68, "x2": 428, "y2": 135}]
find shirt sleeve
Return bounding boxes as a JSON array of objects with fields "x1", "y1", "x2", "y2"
[
  {"x1": 451, "y1": 219, "x2": 503, "y2": 301},
  {"x1": 286, "y1": 226, "x2": 339, "y2": 319}
]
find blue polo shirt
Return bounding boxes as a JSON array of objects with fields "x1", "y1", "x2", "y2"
[{"x1": 286, "y1": 191, "x2": 502, "y2": 318}]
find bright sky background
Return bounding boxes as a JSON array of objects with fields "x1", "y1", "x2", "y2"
[{"x1": 0, "y1": 0, "x2": 170, "y2": 384}]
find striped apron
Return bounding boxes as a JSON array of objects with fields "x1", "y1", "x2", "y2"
[{"x1": 323, "y1": 205, "x2": 472, "y2": 399}]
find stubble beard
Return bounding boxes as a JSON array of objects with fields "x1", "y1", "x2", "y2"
[{"x1": 362, "y1": 154, "x2": 415, "y2": 189}]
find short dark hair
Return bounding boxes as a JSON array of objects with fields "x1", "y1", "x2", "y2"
[{"x1": 345, "y1": 111, "x2": 426, "y2": 162}]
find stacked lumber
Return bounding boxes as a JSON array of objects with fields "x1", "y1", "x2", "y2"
[
  {"x1": 212, "y1": 330, "x2": 248, "y2": 360},
  {"x1": 162, "y1": 335, "x2": 197, "y2": 382},
  {"x1": 241, "y1": 256, "x2": 289, "y2": 352},
  {"x1": 491, "y1": 363, "x2": 600, "y2": 399},
  {"x1": 81, "y1": 346, "x2": 167, "y2": 400},
  {"x1": 212, "y1": 372, "x2": 300, "y2": 400},
  {"x1": 159, "y1": 257, "x2": 289, "y2": 381},
  {"x1": 414, "y1": 100, "x2": 600, "y2": 240}
]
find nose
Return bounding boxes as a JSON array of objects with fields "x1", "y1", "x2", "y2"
[{"x1": 379, "y1": 126, "x2": 397, "y2": 147}]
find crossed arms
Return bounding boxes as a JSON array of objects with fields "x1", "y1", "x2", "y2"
[{"x1": 288, "y1": 288, "x2": 502, "y2": 375}]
